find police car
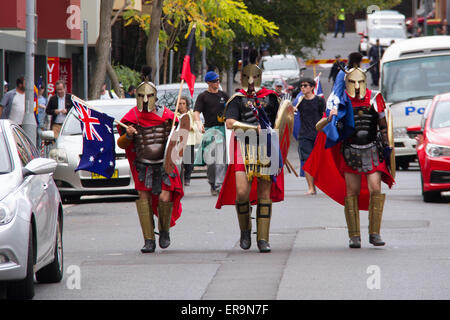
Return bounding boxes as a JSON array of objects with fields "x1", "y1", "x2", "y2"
[{"x1": 380, "y1": 36, "x2": 450, "y2": 170}]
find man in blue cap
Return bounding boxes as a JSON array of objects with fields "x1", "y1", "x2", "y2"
[{"x1": 194, "y1": 71, "x2": 229, "y2": 196}]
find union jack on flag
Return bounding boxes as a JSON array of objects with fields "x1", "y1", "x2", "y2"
[{"x1": 72, "y1": 96, "x2": 116, "y2": 178}]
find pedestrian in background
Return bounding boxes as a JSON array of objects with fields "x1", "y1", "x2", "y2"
[
  {"x1": 328, "y1": 54, "x2": 345, "y2": 84},
  {"x1": 178, "y1": 96, "x2": 202, "y2": 186},
  {"x1": 0, "y1": 76, "x2": 28, "y2": 127},
  {"x1": 99, "y1": 82, "x2": 119, "y2": 99},
  {"x1": 194, "y1": 71, "x2": 229, "y2": 196},
  {"x1": 368, "y1": 39, "x2": 383, "y2": 86},
  {"x1": 125, "y1": 85, "x2": 136, "y2": 98},
  {"x1": 46, "y1": 80, "x2": 72, "y2": 138},
  {"x1": 36, "y1": 82, "x2": 48, "y2": 149},
  {"x1": 296, "y1": 77, "x2": 325, "y2": 195},
  {"x1": 334, "y1": 8, "x2": 346, "y2": 38}
]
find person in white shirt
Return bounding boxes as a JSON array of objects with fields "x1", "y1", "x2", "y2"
[
  {"x1": 99, "y1": 82, "x2": 119, "y2": 100},
  {"x1": 46, "y1": 80, "x2": 71, "y2": 138},
  {"x1": 0, "y1": 76, "x2": 26, "y2": 126}
]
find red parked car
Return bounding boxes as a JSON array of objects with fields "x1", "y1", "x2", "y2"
[{"x1": 407, "y1": 92, "x2": 450, "y2": 202}]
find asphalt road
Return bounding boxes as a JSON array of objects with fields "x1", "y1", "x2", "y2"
[{"x1": 33, "y1": 33, "x2": 450, "y2": 300}]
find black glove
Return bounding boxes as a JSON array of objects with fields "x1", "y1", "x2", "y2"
[{"x1": 383, "y1": 146, "x2": 392, "y2": 165}]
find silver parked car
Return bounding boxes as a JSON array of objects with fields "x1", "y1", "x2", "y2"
[
  {"x1": 48, "y1": 99, "x2": 138, "y2": 203},
  {"x1": 0, "y1": 120, "x2": 63, "y2": 300},
  {"x1": 260, "y1": 54, "x2": 303, "y2": 86}
]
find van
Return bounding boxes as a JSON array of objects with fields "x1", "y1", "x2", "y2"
[
  {"x1": 366, "y1": 11, "x2": 407, "y2": 53},
  {"x1": 380, "y1": 36, "x2": 450, "y2": 169}
]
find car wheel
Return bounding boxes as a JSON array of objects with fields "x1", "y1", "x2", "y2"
[
  {"x1": 7, "y1": 227, "x2": 35, "y2": 300},
  {"x1": 36, "y1": 214, "x2": 63, "y2": 283},
  {"x1": 421, "y1": 175, "x2": 441, "y2": 203}
]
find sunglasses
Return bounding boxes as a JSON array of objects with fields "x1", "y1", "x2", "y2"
[
  {"x1": 300, "y1": 84, "x2": 310, "y2": 88},
  {"x1": 209, "y1": 79, "x2": 220, "y2": 83}
]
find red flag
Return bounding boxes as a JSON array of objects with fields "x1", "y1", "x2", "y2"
[{"x1": 180, "y1": 26, "x2": 196, "y2": 97}]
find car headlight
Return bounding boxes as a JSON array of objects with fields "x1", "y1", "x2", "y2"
[
  {"x1": 49, "y1": 148, "x2": 68, "y2": 163},
  {"x1": 394, "y1": 127, "x2": 407, "y2": 138},
  {"x1": 0, "y1": 196, "x2": 17, "y2": 225},
  {"x1": 425, "y1": 144, "x2": 450, "y2": 157}
]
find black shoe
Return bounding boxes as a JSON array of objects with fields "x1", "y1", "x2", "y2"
[
  {"x1": 349, "y1": 236, "x2": 361, "y2": 248},
  {"x1": 184, "y1": 180, "x2": 190, "y2": 186},
  {"x1": 240, "y1": 230, "x2": 251, "y2": 250},
  {"x1": 141, "y1": 239, "x2": 156, "y2": 253},
  {"x1": 257, "y1": 240, "x2": 271, "y2": 253},
  {"x1": 159, "y1": 231, "x2": 171, "y2": 249},
  {"x1": 210, "y1": 188, "x2": 218, "y2": 196},
  {"x1": 369, "y1": 234, "x2": 385, "y2": 246}
]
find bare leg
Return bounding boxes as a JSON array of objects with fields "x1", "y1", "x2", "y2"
[
  {"x1": 305, "y1": 172, "x2": 317, "y2": 195},
  {"x1": 344, "y1": 172, "x2": 361, "y2": 196}
]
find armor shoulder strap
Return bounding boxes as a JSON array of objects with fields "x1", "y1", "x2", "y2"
[{"x1": 223, "y1": 92, "x2": 246, "y2": 118}]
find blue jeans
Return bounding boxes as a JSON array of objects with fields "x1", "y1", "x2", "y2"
[{"x1": 334, "y1": 21, "x2": 345, "y2": 37}]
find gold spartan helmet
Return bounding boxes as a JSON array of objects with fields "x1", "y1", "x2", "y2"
[
  {"x1": 345, "y1": 67, "x2": 367, "y2": 99},
  {"x1": 136, "y1": 80, "x2": 157, "y2": 112},
  {"x1": 241, "y1": 64, "x2": 262, "y2": 93}
]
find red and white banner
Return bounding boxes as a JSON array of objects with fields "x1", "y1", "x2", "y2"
[{"x1": 47, "y1": 57, "x2": 72, "y2": 98}]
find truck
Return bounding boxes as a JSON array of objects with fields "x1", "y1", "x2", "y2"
[
  {"x1": 380, "y1": 36, "x2": 450, "y2": 169},
  {"x1": 359, "y1": 10, "x2": 407, "y2": 55}
]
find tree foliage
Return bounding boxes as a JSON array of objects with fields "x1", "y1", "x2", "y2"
[{"x1": 243, "y1": 0, "x2": 402, "y2": 57}]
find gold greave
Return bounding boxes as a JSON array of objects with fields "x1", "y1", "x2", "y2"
[
  {"x1": 256, "y1": 199, "x2": 272, "y2": 242},
  {"x1": 369, "y1": 193, "x2": 386, "y2": 235},
  {"x1": 235, "y1": 200, "x2": 252, "y2": 231},
  {"x1": 135, "y1": 199, "x2": 155, "y2": 240},
  {"x1": 344, "y1": 195, "x2": 360, "y2": 238},
  {"x1": 158, "y1": 201, "x2": 173, "y2": 232}
]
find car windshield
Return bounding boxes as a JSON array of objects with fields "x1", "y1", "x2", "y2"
[
  {"x1": 382, "y1": 55, "x2": 450, "y2": 103},
  {"x1": 369, "y1": 27, "x2": 406, "y2": 39},
  {"x1": 0, "y1": 132, "x2": 12, "y2": 174},
  {"x1": 431, "y1": 100, "x2": 450, "y2": 129},
  {"x1": 261, "y1": 57, "x2": 297, "y2": 71},
  {"x1": 157, "y1": 88, "x2": 200, "y2": 110},
  {"x1": 61, "y1": 104, "x2": 133, "y2": 136}
]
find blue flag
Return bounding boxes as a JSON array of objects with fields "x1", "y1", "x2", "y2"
[
  {"x1": 72, "y1": 98, "x2": 116, "y2": 178},
  {"x1": 323, "y1": 70, "x2": 355, "y2": 149}
]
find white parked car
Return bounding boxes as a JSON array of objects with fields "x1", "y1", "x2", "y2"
[
  {"x1": 0, "y1": 120, "x2": 63, "y2": 299},
  {"x1": 48, "y1": 99, "x2": 137, "y2": 203},
  {"x1": 260, "y1": 54, "x2": 302, "y2": 86}
]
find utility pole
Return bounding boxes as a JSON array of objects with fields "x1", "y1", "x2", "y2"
[
  {"x1": 23, "y1": 0, "x2": 37, "y2": 145},
  {"x1": 83, "y1": 20, "x2": 88, "y2": 100}
]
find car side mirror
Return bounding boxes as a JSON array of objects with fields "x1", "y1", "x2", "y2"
[
  {"x1": 40, "y1": 130, "x2": 55, "y2": 141},
  {"x1": 22, "y1": 158, "x2": 57, "y2": 178},
  {"x1": 406, "y1": 125, "x2": 423, "y2": 135}
]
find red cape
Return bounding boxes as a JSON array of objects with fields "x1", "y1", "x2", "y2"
[
  {"x1": 215, "y1": 132, "x2": 284, "y2": 209},
  {"x1": 118, "y1": 106, "x2": 183, "y2": 227},
  {"x1": 303, "y1": 131, "x2": 394, "y2": 211},
  {"x1": 238, "y1": 87, "x2": 278, "y2": 98}
]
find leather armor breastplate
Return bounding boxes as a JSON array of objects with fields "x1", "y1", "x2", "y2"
[
  {"x1": 134, "y1": 120, "x2": 172, "y2": 164},
  {"x1": 349, "y1": 106, "x2": 378, "y2": 145},
  {"x1": 239, "y1": 96, "x2": 272, "y2": 126}
]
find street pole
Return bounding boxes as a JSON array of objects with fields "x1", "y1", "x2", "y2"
[
  {"x1": 83, "y1": 20, "x2": 88, "y2": 100},
  {"x1": 412, "y1": 0, "x2": 417, "y2": 36},
  {"x1": 169, "y1": 49, "x2": 174, "y2": 84},
  {"x1": 23, "y1": 0, "x2": 37, "y2": 145},
  {"x1": 202, "y1": 31, "x2": 207, "y2": 80},
  {"x1": 227, "y1": 44, "x2": 233, "y2": 97},
  {"x1": 155, "y1": 38, "x2": 159, "y2": 85}
]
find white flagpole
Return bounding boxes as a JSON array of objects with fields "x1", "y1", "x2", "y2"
[{"x1": 71, "y1": 94, "x2": 129, "y2": 129}]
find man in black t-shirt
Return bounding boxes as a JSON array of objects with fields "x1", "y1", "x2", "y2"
[
  {"x1": 296, "y1": 77, "x2": 326, "y2": 195},
  {"x1": 194, "y1": 71, "x2": 229, "y2": 196}
]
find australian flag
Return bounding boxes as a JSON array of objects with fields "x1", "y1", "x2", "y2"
[{"x1": 72, "y1": 97, "x2": 116, "y2": 178}]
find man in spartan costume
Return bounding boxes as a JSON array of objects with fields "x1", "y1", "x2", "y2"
[
  {"x1": 216, "y1": 50, "x2": 294, "y2": 253},
  {"x1": 117, "y1": 66, "x2": 190, "y2": 253},
  {"x1": 304, "y1": 52, "x2": 395, "y2": 249}
]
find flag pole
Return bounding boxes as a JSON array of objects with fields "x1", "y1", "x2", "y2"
[
  {"x1": 71, "y1": 94, "x2": 129, "y2": 129},
  {"x1": 171, "y1": 79, "x2": 185, "y2": 130}
]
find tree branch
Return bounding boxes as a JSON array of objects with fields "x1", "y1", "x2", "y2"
[{"x1": 111, "y1": 0, "x2": 131, "y2": 27}]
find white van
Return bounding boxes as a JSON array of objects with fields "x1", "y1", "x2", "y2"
[{"x1": 380, "y1": 36, "x2": 450, "y2": 169}]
